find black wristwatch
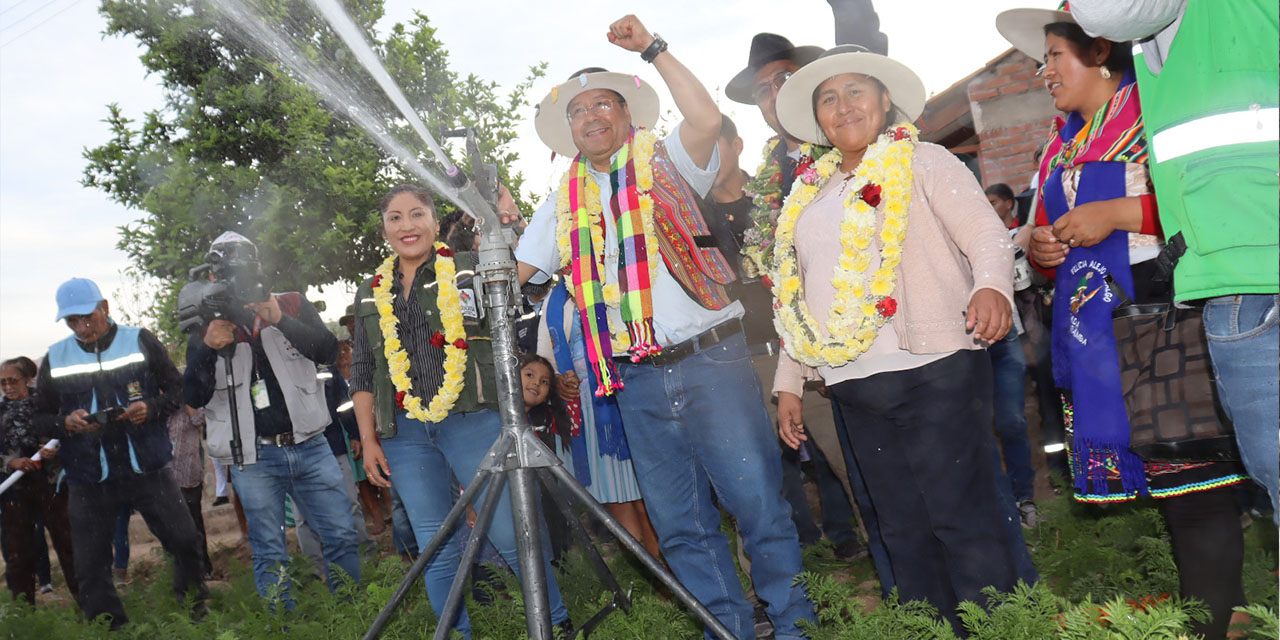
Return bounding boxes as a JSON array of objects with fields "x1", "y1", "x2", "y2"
[{"x1": 641, "y1": 34, "x2": 668, "y2": 63}]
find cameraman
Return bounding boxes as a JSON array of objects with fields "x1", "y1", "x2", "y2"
[
  {"x1": 182, "y1": 232, "x2": 360, "y2": 606},
  {"x1": 33, "y1": 278, "x2": 207, "y2": 629}
]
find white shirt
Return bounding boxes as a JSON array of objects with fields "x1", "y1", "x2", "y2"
[{"x1": 517, "y1": 123, "x2": 743, "y2": 344}]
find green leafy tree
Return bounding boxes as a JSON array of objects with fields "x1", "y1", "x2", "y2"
[{"x1": 83, "y1": 0, "x2": 544, "y2": 347}]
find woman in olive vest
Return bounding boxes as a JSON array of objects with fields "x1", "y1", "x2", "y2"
[{"x1": 349, "y1": 184, "x2": 568, "y2": 639}]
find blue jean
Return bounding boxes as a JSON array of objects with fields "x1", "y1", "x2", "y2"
[
  {"x1": 616, "y1": 332, "x2": 815, "y2": 640},
  {"x1": 230, "y1": 435, "x2": 362, "y2": 606},
  {"x1": 989, "y1": 332, "x2": 1035, "y2": 503},
  {"x1": 1204, "y1": 294, "x2": 1279, "y2": 521},
  {"x1": 381, "y1": 410, "x2": 568, "y2": 638}
]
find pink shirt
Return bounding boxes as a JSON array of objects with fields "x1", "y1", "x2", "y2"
[{"x1": 773, "y1": 142, "x2": 1014, "y2": 397}]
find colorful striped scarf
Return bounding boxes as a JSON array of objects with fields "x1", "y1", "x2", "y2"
[
  {"x1": 1036, "y1": 71, "x2": 1150, "y2": 499},
  {"x1": 567, "y1": 129, "x2": 659, "y2": 396}
]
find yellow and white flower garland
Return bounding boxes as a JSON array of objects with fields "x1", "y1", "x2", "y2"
[
  {"x1": 372, "y1": 244, "x2": 468, "y2": 423},
  {"x1": 553, "y1": 129, "x2": 662, "y2": 351},
  {"x1": 771, "y1": 123, "x2": 918, "y2": 368}
]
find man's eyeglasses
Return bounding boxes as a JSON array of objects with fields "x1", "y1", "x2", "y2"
[
  {"x1": 567, "y1": 98, "x2": 624, "y2": 123},
  {"x1": 0, "y1": 378, "x2": 23, "y2": 387},
  {"x1": 752, "y1": 71, "x2": 793, "y2": 104}
]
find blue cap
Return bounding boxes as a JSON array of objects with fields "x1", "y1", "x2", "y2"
[{"x1": 55, "y1": 278, "x2": 105, "y2": 321}]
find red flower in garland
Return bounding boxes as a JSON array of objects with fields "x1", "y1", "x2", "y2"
[
  {"x1": 795, "y1": 155, "x2": 815, "y2": 174},
  {"x1": 429, "y1": 331, "x2": 447, "y2": 348},
  {"x1": 761, "y1": 275, "x2": 774, "y2": 289},
  {"x1": 452, "y1": 338, "x2": 468, "y2": 350},
  {"x1": 395, "y1": 390, "x2": 406, "y2": 409},
  {"x1": 371, "y1": 274, "x2": 383, "y2": 288},
  {"x1": 436, "y1": 246, "x2": 455, "y2": 258},
  {"x1": 860, "y1": 183, "x2": 882, "y2": 208},
  {"x1": 891, "y1": 126, "x2": 911, "y2": 142},
  {"x1": 876, "y1": 296, "x2": 898, "y2": 318}
]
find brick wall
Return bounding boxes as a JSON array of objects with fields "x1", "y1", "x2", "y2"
[{"x1": 966, "y1": 51, "x2": 1059, "y2": 193}]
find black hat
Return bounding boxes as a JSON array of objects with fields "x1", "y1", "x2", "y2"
[
  {"x1": 338, "y1": 303, "x2": 355, "y2": 327},
  {"x1": 725, "y1": 33, "x2": 825, "y2": 105}
]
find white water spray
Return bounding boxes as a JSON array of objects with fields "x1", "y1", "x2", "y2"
[
  {"x1": 304, "y1": 0, "x2": 456, "y2": 172},
  {"x1": 206, "y1": 0, "x2": 464, "y2": 208}
]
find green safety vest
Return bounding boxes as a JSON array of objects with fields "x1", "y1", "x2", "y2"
[{"x1": 1135, "y1": 0, "x2": 1279, "y2": 302}]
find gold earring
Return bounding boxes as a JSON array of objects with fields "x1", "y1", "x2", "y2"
[{"x1": 1100, "y1": 65, "x2": 1112, "y2": 79}]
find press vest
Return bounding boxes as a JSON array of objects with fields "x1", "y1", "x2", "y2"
[
  {"x1": 203, "y1": 293, "x2": 331, "y2": 465},
  {"x1": 1135, "y1": 0, "x2": 1280, "y2": 302},
  {"x1": 46, "y1": 325, "x2": 172, "y2": 483}
]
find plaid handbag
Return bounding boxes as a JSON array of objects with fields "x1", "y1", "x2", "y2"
[{"x1": 1110, "y1": 277, "x2": 1239, "y2": 463}]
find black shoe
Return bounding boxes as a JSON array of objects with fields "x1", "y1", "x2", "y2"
[
  {"x1": 212, "y1": 496, "x2": 230, "y2": 507},
  {"x1": 834, "y1": 539, "x2": 869, "y2": 561}
]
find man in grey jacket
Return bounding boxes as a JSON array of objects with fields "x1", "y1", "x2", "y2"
[{"x1": 183, "y1": 232, "x2": 359, "y2": 608}]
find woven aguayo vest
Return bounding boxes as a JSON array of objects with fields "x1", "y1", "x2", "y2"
[{"x1": 649, "y1": 140, "x2": 736, "y2": 310}]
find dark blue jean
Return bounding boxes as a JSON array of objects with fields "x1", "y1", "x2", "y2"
[
  {"x1": 1204, "y1": 294, "x2": 1280, "y2": 522},
  {"x1": 779, "y1": 435, "x2": 858, "y2": 547},
  {"x1": 112, "y1": 506, "x2": 131, "y2": 571},
  {"x1": 380, "y1": 410, "x2": 568, "y2": 638},
  {"x1": 616, "y1": 332, "x2": 815, "y2": 640},
  {"x1": 230, "y1": 435, "x2": 362, "y2": 606},
  {"x1": 989, "y1": 332, "x2": 1035, "y2": 503},
  {"x1": 831, "y1": 399, "x2": 896, "y2": 598}
]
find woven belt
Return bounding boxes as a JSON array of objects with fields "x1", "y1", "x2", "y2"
[
  {"x1": 258, "y1": 433, "x2": 297, "y2": 447},
  {"x1": 623, "y1": 319, "x2": 743, "y2": 367}
]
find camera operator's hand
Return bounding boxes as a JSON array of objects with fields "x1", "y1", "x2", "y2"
[
  {"x1": 204, "y1": 319, "x2": 237, "y2": 351},
  {"x1": 246, "y1": 294, "x2": 282, "y2": 325},
  {"x1": 64, "y1": 409, "x2": 97, "y2": 434},
  {"x1": 7, "y1": 457, "x2": 38, "y2": 473},
  {"x1": 124, "y1": 400, "x2": 149, "y2": 425}
]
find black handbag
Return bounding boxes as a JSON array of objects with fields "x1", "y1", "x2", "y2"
[{"x1": 1108, "y1": 271, "x2": 1239, "y2": 463}]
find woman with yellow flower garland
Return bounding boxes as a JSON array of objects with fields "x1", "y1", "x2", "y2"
[
  {"x1": 770, "y1": 45, "x2": 1019, "y2": 628},
  {"x1": 348, "y1": 184, "x2": 569, "y2": 638}
]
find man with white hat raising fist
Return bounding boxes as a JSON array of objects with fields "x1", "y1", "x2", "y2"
[{"x1": 512, "y1": 14, "x2": 815, "y2": 640}]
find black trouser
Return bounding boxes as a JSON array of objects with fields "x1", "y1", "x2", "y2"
[
  {"x1": 1, "y1": 480, "x2": 78, "y2": 604},
  {"x1": 830, "y1": 349, "x2": 1016, "y2": 628},
  {"x1": 1160, "y1": 486, "x2": 1246, "y2": 640},
  {"x1": 67, "y1": 468, "x2": 207, "y2": 627},
  {"x1": 180, "y1": 484, "x2": 212, "y2": 576}
]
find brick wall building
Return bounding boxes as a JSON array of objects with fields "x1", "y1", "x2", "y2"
[{"x1": 919, "y1": 48, "x2": 1059, "y2": 194}]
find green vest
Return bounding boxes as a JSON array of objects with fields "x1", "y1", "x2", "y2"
[
  {"x1": 1135, "y1": 0, "x2": 1279, "y2": 302},
  {"x1": 355, "y1": 252, "x2": 497, "y2": 438}
]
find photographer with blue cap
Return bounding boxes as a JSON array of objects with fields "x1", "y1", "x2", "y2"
[{"x1": 32, "y1": 277, "x2": 207, "y2": 629}]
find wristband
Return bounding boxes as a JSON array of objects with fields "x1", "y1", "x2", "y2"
[{"x1": 641, "y1": 34, "x2": 668, "y2": 63}]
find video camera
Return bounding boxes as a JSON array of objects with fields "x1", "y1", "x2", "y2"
[
  {"x1": 84, "y1": 406, "x2": 125, "y2": 428},
  {"x1": 177, "y1": 233, "x2": 272, "y2": 334}
]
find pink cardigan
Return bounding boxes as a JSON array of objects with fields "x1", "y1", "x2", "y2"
[{"x1": 773, "y1": 142, "x2": 1014, "y2": 397}]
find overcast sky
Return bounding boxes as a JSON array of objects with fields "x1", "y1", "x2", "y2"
[{"x1": 0, "y1": 0, "x2": 1031, "y2": 358}]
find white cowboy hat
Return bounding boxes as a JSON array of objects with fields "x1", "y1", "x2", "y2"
[
  {"x1": 775, "y1": 44, "x2": 926, "y2": 147},
  {"x1": 995, "y1": 7, "x2": 1076, "y2": 62},
  {"x1": 533, "y1": 68, "x2": 660, "y2": 158}
]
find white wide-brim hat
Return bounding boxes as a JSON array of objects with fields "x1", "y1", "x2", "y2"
[
  {"x1": 995, "y1": 8, "x2": 1076, "y2": 62},
  {"x1": 533, "y1": 69, "x2": 660, "y2": 158},
  {"x1": 775, "y1": 44, "x2": 926, "y2": 147}
]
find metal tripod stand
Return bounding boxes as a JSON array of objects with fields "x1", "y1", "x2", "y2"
[{"x1": 361, "y1": 135, "x2": 738, "y2": 640}]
